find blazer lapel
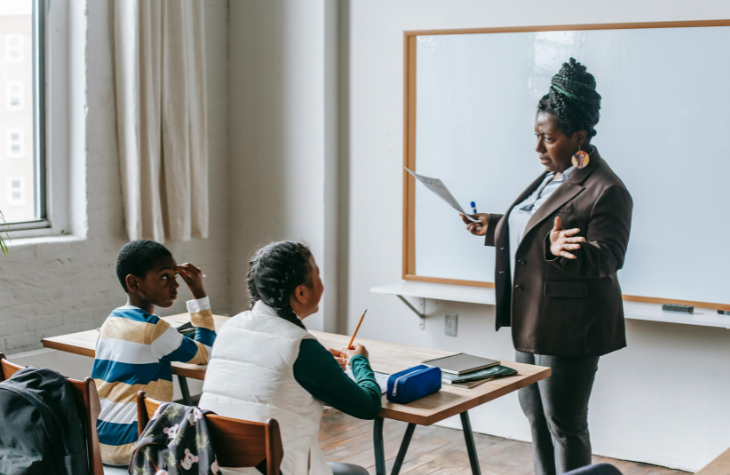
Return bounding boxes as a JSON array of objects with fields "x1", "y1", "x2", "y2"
[
  {"x1": 505, "y1": 172, "x2": 549, "y2": 219},
  {"x1": 521, "y1": 150, "x2": 604, "y2": 238},
  {"x1": 522, "y1": 182, "x2": 584, "y2": 238}
]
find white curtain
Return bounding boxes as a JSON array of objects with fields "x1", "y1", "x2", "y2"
[{"x1": 114, "y1": 0, "x2": 208, "y2": 243}]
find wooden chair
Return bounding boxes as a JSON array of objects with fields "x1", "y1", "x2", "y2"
[
  {"x1": 137, "y1": 391, "x2": 284, "y2": 475},
  {"x1": 0, "y1": 353, "x2": 105, "y2": 475}
]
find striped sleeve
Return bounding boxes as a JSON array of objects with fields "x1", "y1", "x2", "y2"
[
  {"x1": 186, "y1": 296, "x2": 216, "y2": 363},
  {"x1": 150, "y1": 298, "x2": 216, "y2": 364}
]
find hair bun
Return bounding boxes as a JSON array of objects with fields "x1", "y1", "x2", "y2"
[
  {"x1": 550, "y1": 58, "x2": 599, "y2": 103},
  {"x1": 538, "y1": 58, "x2": 602, "y2": 138}
]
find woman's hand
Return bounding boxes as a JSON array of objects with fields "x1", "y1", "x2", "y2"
[
  {"x1": 549, "y1": 216, "x2": 586, "y2": 259},
  {"x1": 460, "y1": 213, "x2": 490, "y2": 236},
  {"x1": 328, "y1": 348, "x2": 347, "y2": 370},
  {"x1": 342, "y1": 343, "x2": 369, "y2": 361}
]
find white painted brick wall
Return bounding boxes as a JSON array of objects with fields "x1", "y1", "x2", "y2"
[{"x1": 0, "y1": 0, "x2": 230, "y2": 355}]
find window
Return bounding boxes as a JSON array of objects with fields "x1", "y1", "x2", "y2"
[
  {"x1": 6, "y1": 81, "x2": 23, "y2": 110},
  {"x1": 1, "y1": 0, "x2": 50, "y2": 231},
  {"x1": 5, "y1": 33, "x2": 22, "y2": 62},
  {"x1": 6, "y1": 129, "x2": 24, "y2": 158},
  {"x1": 7, "y1": 177, "x2": 25, "y2": 206}
]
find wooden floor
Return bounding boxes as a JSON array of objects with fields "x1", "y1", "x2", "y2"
[{"x1": 319, "y1": 408, "x2": 690, "y2": 475}]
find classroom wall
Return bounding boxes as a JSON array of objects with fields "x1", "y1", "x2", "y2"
[
  {"x1": 227, "y1": 0, "x2": 339, "y2": 331},
  {"x1": 0, "y1": 0, "x2": 231, "y2": 355},
  {"x1": 341, "y1": 0, "x2": 730, "y2": 471}
]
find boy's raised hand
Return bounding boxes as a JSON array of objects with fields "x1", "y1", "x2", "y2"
[{"x1": 176, "y1": 263, "x2": 207, "y2": 299}]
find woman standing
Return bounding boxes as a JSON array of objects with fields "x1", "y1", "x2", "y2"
[{"x1": 462, "y1": 59, "x2": 633, "y2": 475}]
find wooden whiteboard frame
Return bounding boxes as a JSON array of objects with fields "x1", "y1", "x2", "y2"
[{"x1": 402, "y1": 19, "x2": 730, "y2": 309}]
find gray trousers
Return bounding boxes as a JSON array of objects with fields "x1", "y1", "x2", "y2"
[{"x1": 516, "y1": 351, "x2": 600, "y2": 475}]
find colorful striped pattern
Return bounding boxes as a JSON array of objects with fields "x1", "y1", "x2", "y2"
[{"x1": 92, "y1": 299, "x2": 215, "y2": 465}]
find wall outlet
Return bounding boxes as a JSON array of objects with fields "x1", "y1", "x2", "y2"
[{"x1": 445, "y1": 314, "x2": 458, "y2": 337}]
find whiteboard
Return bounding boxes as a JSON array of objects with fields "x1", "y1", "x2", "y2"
[{"x1": 409, "y1": 24, "x2": 730, "y2": 307}]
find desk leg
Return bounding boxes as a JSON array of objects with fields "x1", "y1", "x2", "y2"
[
  {"x1": 460, "y1": 411, "x2": 481, "y2": 475},
  {"x1": 391, "y1": 423, "x2": 416, "y2": 475},
  {"x1": 373, "y1": 417, "x2": 386, "y2": 475},
  {"x1": 177, "y1": 375, "x2": 193, "y2": 406}
]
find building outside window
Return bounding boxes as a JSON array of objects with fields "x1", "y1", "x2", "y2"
[
  {"x1": 1, "y1": 0, "x2": 42, "y2": 226},
  {"x1": 5, "y1": 33, "x2": 22, "y2": 62},
  {"x1": 6, "y1": 128, "x2": 24, "y2": 158},
  {"x1": 7, "y1": 176, "x2": 24, "y2": 206},
  {"x1": 6, "y1": 81, "x2": 23, "y2": 110}
]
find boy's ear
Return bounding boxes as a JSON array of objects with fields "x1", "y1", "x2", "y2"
[{"x1": 126, "y1": 274, "x2": 141, "y2": 293}]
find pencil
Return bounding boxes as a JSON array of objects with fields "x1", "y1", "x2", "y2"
[{"x1": 347, "y1": 309, "x2": 368, "y2": 350}]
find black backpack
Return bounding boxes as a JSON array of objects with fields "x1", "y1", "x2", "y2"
[{"x1": 0, "y1": 366, "x2": 90, "y2": 475}]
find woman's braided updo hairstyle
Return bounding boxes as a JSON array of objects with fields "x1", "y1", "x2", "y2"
[
  {"x1": 247, "y1": 241, "x2": 313, "y2": 329},
  {"x1": 537, "y1": 58, "x2": 602, "y2": 139}
]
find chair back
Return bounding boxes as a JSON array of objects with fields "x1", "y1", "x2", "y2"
[
  {"x1": 137, "y1": 391, "x2": 284, "y2": 475},
  {"x1": 0, "y1": 353, "x2": 105, "y2": 475}
]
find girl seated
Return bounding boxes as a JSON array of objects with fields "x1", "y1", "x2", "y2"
[{"x1": 199, "y1": 241, "x2": 381, "y2": 475}]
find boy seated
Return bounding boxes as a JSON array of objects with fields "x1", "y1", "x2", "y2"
[{"x1": 92, "y1": 239, "x2": 216, "y2": 465}]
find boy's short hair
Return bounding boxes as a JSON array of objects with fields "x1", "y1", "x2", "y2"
[{"x1": 116, "y1": 240, "x2": 173, "y2": 293}]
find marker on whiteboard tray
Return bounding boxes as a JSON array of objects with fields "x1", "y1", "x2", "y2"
[
  {"x1": 718, "y1": 309, "x2": 730, "y2": 316},
  {"x1": 470, "y1": 201, "x2": 478, "y2": 214}
]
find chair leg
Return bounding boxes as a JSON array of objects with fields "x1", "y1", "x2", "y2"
[{"x1": 177, "y1": 375, "x2": 193, "y2": 406}]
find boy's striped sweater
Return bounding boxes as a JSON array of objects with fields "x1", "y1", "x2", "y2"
[{"x1": 91, "y1": 297, "x2": 216, "y2": 465}]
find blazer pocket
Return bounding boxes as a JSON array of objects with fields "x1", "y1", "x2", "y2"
[
  {"x1": 558, "y1": 203, "x2": 574, "y2": 214},
  {"x1": 544, "y1": 281, "x2": 589, "y2": 299}
]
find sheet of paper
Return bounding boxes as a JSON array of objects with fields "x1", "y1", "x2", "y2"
[
  {"x1": 346, "y1": 367, "x2": 389, "y2": 395},
  {"x1": 405, "y1": 168, "x2": 478, "y2": 222}
]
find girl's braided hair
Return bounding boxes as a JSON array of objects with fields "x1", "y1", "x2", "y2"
[
  {"x1": 247, "y1": 241, "x2": 313, "y2": 329},
  {"x1": 537, "y1": 58, "x2": 602, "y2": 139}
]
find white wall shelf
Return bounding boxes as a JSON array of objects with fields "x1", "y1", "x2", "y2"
[{"x1": 371, "y1": 281, "x2": 730, "y2": 329}]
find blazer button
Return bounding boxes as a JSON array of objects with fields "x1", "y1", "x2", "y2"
[
  {"x1": 515, "y1": 284, "x2": 523, "y2": 291},
  {"x1": 499, "y1": 271, "x2": 505, "y2": 274},
  {"x1": 517, "y1": 259, "x2": 526, "y2": 266},
  {"x1": 500, "y1": 247, "x2": 506, "y2": 251}
]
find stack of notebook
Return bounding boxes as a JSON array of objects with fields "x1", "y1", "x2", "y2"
[{"x1": 422, "y1": 353, "x2": 518, "y2": 389}]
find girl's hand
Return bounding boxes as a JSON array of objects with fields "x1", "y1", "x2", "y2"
[
  {"x1": 461, "y1": 213, "x2": 490, "y2": 236},
  {"x1": 549, "y1": 216, "x2": 586, "y2": 259},
  {"x1": 328, "y1": 348, "x2": 347, "y2": 370},
  {"x1": 342, "y1": 343, "x2": 369, "y2": 360},
  {"x1": 176, "y1": 263, "x2": 207, "y2": 299}
]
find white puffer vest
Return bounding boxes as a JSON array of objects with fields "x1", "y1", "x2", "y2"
[{"x1": 198, "y1": 301, "x2": 332, "y2": 475}]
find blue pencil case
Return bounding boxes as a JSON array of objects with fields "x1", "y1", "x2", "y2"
[{"x1": 386, "y1": 365, "x2": 442, "y2": 404}]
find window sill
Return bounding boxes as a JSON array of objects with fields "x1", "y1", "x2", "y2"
[{"x1": 5, "y1": 233, "x2": 86, "y2": 249}]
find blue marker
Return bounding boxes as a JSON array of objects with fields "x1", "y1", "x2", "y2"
[{"x1": 470, "y1": 201, "x2": 478, "y2": 214}]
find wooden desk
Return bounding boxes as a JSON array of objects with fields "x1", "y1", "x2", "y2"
[
  {"x1": 43, "y1": 313, "x2": 550, "y2": 475},
  {"x1": 312, "y1": 330, "x2": 550, "y2": 475}
]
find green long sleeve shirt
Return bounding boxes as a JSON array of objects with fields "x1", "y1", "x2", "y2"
[{"x1": 293, "y1": 339, "x2": 382, "y2": 420}]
